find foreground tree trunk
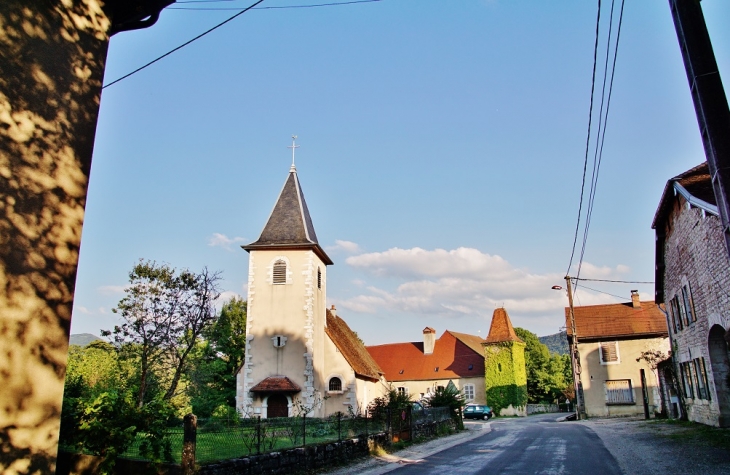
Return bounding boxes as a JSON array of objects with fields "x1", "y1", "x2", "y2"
[{"x1": 0, "y1": 2, "x2": 110, "y2": 472}]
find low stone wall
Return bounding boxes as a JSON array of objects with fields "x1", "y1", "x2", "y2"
[
  {"x1": 198, "y1": 432, "x2": 389, "y2": 475},
  {"x1": 412, "y1": 417, "x2": 456, "y2": 439},
  {"x1": 526, "y1": 404, "x2": 559, "y2": 414}
]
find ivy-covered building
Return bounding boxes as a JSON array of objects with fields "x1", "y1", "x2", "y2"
[{"x1": 483, "y1": 308, "x2": 528, "y2": 416}]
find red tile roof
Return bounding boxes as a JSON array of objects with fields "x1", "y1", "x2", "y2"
[
  {"x1": 325, "y1": 309, "x2": 383, "y2": 382},
  {"x1": 565, "y1": 300, "x2": 668, "y2": 340},
  {"x1": 250, "y1": 376, "x2": 301, "y2": 393},
  {"x1": 485, "y1": 308, "x2": 523, "y2": 343},
  {"x1": 366, "y1": 330, "x2": 485, "y2": 382}
]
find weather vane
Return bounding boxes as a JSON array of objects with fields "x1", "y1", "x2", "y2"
[{"x1": 287, "y1": 135, "x2": 299, "y2": 171}]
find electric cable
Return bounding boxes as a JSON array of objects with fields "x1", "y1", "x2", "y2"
[
  {"x1": 566, "y1": 0, "x2": 602, "y2": 277},
  {"x1": 168, "y1": 0, "x2": 382, "y2": 11},
  {"x1": 103, "y1": 0, "x2": 266, "y2": 89},
  {"x1": 575, "y1": 278, "x2": 653, "y2": 284}
]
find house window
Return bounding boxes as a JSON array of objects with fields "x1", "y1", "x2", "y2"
[
  {"x1": 329, "y1": 377, "x2": 342, "y2": 392},
  {"x1": 668, "y1": 301, "x2": 678, "y2": 334},
  {"x1": 463, "y1": 384, "x2": 475, "y2": 402},
  {"x1": 317, "y1": 267, "x2": 322, "y2": 289},
  {"x1": 397, "y1": 386, "x2": 408, "y2": 396},
  {"x1": 273, "y1": 260, "x2": 287, "y2": 284},
  {"x1": 604, "y1": 379, "x2": 634, "y2": 405},
  {"x1": 694, "y1": 358, "x2": 708, "y2": 400},
  {"x1": 682, "y1": 284, "x2": 696, "y2": 323},
  {"x1": 671, "y1": 297, "x2": 683, "y2": 331},
  {"x1": 599, "y1": 341, "x2": 619, "y2": 364},
  {"x1": 681, "y1": 362, "x2": 694, "y2": 398}
]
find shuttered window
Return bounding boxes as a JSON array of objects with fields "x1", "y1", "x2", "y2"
[
  {"x1": 682, "y1": 284, "x2": 697, "y2": 323},
  {"x1": 605, "y1": 380, "x2": 634, "y2": 405},
  {"x1": 463, "y1": 384, "x2": 475, "y2": 402},
  {"x1": 599, "y1": 341, "x2": 619, "y2": 364},
  {"x1": 273, "y1": 260, "x2": 287, "y2": 284},
  {"x1": 317, "y1": 268, "x2": 321, "y2": 289}
]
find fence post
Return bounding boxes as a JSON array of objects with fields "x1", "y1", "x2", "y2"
[
  {"x1": 182, "y1": 414, "x2": 197, "y2": 475},
  {"x1": 256, "y1": 416, "x2": 261, "y2": 454},
  {"x1": 386, "y1": 407, "x2": 391, "y2": 440},
  {"x1": 302, "y1": 414, "x2": 307, "y2": 448}
]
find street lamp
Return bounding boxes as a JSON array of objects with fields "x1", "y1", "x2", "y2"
[{"x1": 552, "y1": 277, "x2": 585, "y2": 420}]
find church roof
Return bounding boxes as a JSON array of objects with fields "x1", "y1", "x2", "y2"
[
  {"x1": 250, "y1": 376, "x2": 301, "y2": 393},
  {"x1": 485, "y1": 308, "x2": 523, "y2": 344},
  {"x1": 366, "y1": 330, "x2": 485, "y2": 382},
  {"x1": 325, "y1": 309, "x2": 383, "y2": 382},
  {"x1": 243, "y1": 168, "x2": 333, "y2": 265}
]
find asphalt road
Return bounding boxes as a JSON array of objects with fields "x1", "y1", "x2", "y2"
[{"x1": 389, "y1": 413, "x2": 621, "y2": 475}]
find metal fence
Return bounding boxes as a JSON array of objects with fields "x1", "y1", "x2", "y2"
[
  {"x1": 526, "y1": 403, "x2": 560, "y2": 414},
  {"x1": 119, "y1": 414, "x2": 388, "y2": 465}
]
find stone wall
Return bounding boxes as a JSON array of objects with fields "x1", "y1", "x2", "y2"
[
  {"x1": 198, "y1": 432, "x2": 389, "y2": 475},
  {"x1": 662, "y1": 197, "x2": 730, "y2": 426}
]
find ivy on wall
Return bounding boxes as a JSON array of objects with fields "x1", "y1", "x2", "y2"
[{"x1": 484, "y1": 342, "x2": 528, "y2": 414}]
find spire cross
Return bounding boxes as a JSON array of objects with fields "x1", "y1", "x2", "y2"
[{"x1": 287, "y1": 135, "x2": 299, "y2": 171}]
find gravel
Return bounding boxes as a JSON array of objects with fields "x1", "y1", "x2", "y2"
[{"x1": 580, "y1": 417, "x2": 730, "y2": 475}]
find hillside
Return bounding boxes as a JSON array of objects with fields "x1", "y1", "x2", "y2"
[
  {"x1": 538, "y1": 331, "x2": 568, "y2": 355},
  {"x1": 69, "y1": 333, "x2": 102, "y2": 347}
]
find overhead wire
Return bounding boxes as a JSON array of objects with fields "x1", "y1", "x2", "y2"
[
  {"x1": 168, "y1": 0, "x2": 382, "y2": 11},
  {"x1": 103, "y1": 0, "x2": 265, "y2": 89},
  {"x1": 566, "y1": 0, "x2": 602, "y2": 277}
]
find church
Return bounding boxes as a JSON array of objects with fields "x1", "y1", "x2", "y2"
[{"x1": 236, "y1": 160, "x2": 386, "y2": 418}]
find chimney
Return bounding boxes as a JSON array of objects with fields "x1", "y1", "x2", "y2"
[
  {"x1": 330, "y1": 304, "x2": 337, "y2": 317},
  {"x1": 631, "y1": 290, "x2": 641, "y2": 308},
  {"x1": 423, "y1": 327, "x2": 436, "y2": 355}
]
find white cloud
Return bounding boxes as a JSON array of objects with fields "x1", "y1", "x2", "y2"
[
  {"x1": 208, "y1": 233, "x2": 247, "y2": 251},
  {"x1": 97, "y1": 285, "x2": 126, "y2": 295},
  {"x1": 338, "y1": 247, "x2": 631, "y2": 323},
  {"x1": 76, "y1": 306, "x2": 91, "y2": 315},
  {"x1": 217, "y1": 290, "x2": 243, "y2": 305},
  {"x1": 326, "y1": 240, "x2": 362, "y2": 254}
]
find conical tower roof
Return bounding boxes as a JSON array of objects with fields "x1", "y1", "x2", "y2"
[
  {"x1": 485, "y1": 307, "x2": 523, "y2": 344},
  {"x1": 243, "y1": 167, "x2": 332, "y2": 265}
]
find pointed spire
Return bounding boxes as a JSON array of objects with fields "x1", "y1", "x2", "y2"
[
  {"x1": 243, "y1": 154, "x2": 332, "y2": 265},
  {"x1": 485, "y1": 307, "x2": 523, "y2": 344}
]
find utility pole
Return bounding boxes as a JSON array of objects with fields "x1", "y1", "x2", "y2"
[
  {"x1": 565, "y1": 276, "x2": 586, "y2": 420},
  {"x1": 669, "y1": 0, "x2": 730, "y2": 259}
]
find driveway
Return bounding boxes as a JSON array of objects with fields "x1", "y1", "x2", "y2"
[{"x1": 323, "y1": 414, "x2": 730, "y2": 474}]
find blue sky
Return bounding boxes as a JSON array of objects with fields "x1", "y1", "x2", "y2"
[{"x1": 71, "y1": 0, "x2": 730, "y2": 345}]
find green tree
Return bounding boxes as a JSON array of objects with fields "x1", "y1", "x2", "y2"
[
  {"x1": 187, "y1": 297, "x2": 247, "y2": 416},
  {"x1": 427, "y1": 382, "x2": 466, "y2": 427},
  {"x1": 102, "y1": 260, "x2": 221, "y2": 407},
  {"x1": 514, "y1": 328, "x2": 568, "y2": 403}
]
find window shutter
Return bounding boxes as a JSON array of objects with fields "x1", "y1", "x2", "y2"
[
  {"x1": 273, "y1": 260, "x2": 286, "y2": 284},
  {"x1": 600, "y1": 341, "x2": 618, "y2": 363}
]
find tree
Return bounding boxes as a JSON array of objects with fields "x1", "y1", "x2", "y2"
[
  {"x1": 427, "y1": 382, "x2": 466, "y2": 426},
  {"x1": 514, "y1": 327, "x2": 569, "y2": 404},
  {"x1": 102, "y1": 260, "x2": 222, "y2": 407},
  {"x1": 187, "y1": 297, "x2": 247, "y2": 416}
]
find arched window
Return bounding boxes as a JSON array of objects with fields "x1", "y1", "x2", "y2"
[
  {"x1": 273, "y1": 260, "x2": 286, "y2": 284},
  {"x1": 329, "y1": 377, "x2": 342, "y2": 392}
]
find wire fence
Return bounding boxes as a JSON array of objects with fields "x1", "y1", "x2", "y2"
[{"x1": 124, "y1": 406, "x2": 451, "y2": 465}]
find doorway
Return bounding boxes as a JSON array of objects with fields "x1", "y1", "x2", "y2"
[
  {"x1": 267, "y1": 394, "x2": 289, "y2": 418},
  {"x1": 708, "y1": 324, "x2": 730, "y2": 425}
]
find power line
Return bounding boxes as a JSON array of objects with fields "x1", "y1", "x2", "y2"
[
  {"x1": 168, "y1": 0, "x2": 382, "y2": 11},
  {"x1": 103, "y1": 0, "x2": 266, "y2": 89},
  {"x1": 566, "y1": 0, "x2": 602, "y2": 276},
  {"x1": 575, "y1": 278, "x2": 653, "y2": 284},
  {"x1": 575, "y1": 284, "x2": 626, "y2": 300}
]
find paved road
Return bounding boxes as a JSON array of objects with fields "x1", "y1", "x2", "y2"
[{"x1": 389, "y1": 413, "x2": 621, "y2": 475}]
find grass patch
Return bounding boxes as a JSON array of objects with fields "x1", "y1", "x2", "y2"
[{"x1": 649, "y1": 419, "x2": 730, "y2": 450}]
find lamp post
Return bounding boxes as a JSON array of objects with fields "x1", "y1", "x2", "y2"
[{"x1": 553, "y1": 277, "x2": 585, "y2": 420}]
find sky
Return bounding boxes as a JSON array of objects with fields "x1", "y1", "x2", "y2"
[{"x1": 70, "y1": 0, "x2": 730, "y2": 346}]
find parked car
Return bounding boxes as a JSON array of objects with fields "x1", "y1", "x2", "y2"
[{"x1": 463, "y1": 404, "x2": 493, "y2": 420}]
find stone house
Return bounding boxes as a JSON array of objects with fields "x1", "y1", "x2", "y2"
[
  {"x1": 652, "y1": 162, "x2": 730, "y2": 427},
  {"x1": 366, "y1": 328, "x2": 487, "y2": 404},
  {"x1": 565, "y1": 292, "x2": 669, "y2": 418},
  {"x1": 236, "y1": 164, "x2": 385, "y2": 418}
]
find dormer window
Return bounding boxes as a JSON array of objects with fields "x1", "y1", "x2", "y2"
[{"x1": 273, "y1": 260, "x2": 286, "y2": 284}]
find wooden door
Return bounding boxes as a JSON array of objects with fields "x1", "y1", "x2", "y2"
[{"x1": 267, "y1": 394, "x2": 288, "y2": 418}]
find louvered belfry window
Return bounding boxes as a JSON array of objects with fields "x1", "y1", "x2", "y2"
[
  {"x1": 600, "y1": 341, "x2": 618, "y2": 363},
  {"x1": 273, "y1": 260, "x2": 286, "y2": 284}
]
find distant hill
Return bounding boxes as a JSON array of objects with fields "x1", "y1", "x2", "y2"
[
  {"x1": 69, "y1": 333, "x2": 102, "y2": 347},
  {"x1": 539, "y1": 331, "x2": 568, "y2": 355}
]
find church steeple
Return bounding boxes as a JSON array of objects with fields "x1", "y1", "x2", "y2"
[{"x1": 243, "y1": 166, "x2": 333, "y2": 265}]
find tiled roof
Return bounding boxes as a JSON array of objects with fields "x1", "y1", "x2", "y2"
[
  {"x1": 652, "y1": 162, "x2": 714, "y2": 229},
  {"x1": 565, "y1": 300, "x2": 668, "y2": 340},
  {"x1": 250, "y1": 376, "x2": 301, "y2": 393},
  {"x1": 243, "y1": 168, "x2": 332, "y2": 264},
  {"x1": 366, "y1": 330, "x2": 485, "y2": 382},
  {"x1": 485, "y1": 308, "x2": 523, "y2": 343},
  {"x1": 325, "y1": 309, "x2": 383, "y2": 382}
]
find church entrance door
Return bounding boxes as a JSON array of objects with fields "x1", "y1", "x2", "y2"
[{"x1": 267, "y1": 394, "x2": 288, "y2": 418}]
